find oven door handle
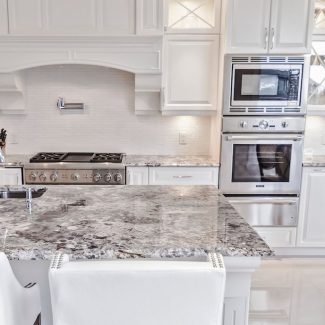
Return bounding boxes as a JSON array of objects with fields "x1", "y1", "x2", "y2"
[
  {"x1": 228, "y1": 199, "x2": 298, "y2": 205},
  {"x1": 226, "y1": 135, "x2": 303, "y2": 141}
]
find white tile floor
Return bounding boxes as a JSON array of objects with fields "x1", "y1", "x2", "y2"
[{"x1": 249, "y1": 258, "x2": 325, "y2": 325}]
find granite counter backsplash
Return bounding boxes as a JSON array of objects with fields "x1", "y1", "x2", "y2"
[
  {"x1": 303, "y1": 155, "x2": 325, "y2": 167},
  {"x1": 0, "y1": 185, "x2": 272, "y2": 260},
  {"x1": 125, "y1": 155, "x2": 219, "y2": 167}
]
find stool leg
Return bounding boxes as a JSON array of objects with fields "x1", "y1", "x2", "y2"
[{"x1": 33, "y1": 314, "x2": 41, "y2": 325}]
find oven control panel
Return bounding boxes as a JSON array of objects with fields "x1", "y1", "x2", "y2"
[
  {"x1": 25, "y1": 169, "x2": 125, "y2": 185},
  {"x1": 223, "y1": 116, "x2": 305, "y2": 133}
]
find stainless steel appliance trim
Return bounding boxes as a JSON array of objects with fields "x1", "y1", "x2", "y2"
[
  {"x1": 226, "y1": 196, "x2": 299, "y2": 227},
  {"x1": 226, "y1": 134, "x2": 303, "y2": 141}
]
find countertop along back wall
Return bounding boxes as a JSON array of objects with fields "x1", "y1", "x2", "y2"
[{"x1": 0, "y1": 65, "x2": 212, "y2": 155}]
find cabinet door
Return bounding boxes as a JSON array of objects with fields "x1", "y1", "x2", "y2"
[
  {"x1": 269, "y1": 0, "x2": 314, "y2": 54},
  {"x1": 126, "y1": 167, "x2": 149, "y2": 185},
  {"x1": 8, "y1": 0, "x2": 136, "y2": 35},
  {"x1": 297, "y1": 168, "x2": 325, "y2": 247},
  {"x1": 136, "y1": 0, "x2": 163, "y2": 35},
  {"x1": 254, "y1": 227, "x2": 297, "y2": 248},
  {"x1": 0, "y1": 168, "x2": 22, "y2": 185},
  {"x1": 163, "y1": 35, "x2": 219, "y2": 112},
  {"x1": 225, "y1": 0, "x2": 271, "y2": 54},
  {"x1": 0, "y1": 0, "x2": 8, "y2": 35},
  {"x1": 165, "y1": 0, "x2": 221, "y2": 34},
  {"x1": 149, "y1": 167, "x2": 218, "y2": 185}
]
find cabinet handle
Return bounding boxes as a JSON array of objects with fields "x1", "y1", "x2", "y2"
[
  {"x1": 264, "y1": 28, "x2": 268, "y2": 49},
  {"x1": 173, "y1": 175, "x2": 193, "y2": 179},
  {"x1": 270, "y1": 28, "x2": 275, "y2": 50}
]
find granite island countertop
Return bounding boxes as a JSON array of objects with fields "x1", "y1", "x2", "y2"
[
  {"x1": 125, "y1": 155, "x2": 219, "y2": 167},
  {"x1": 0, "y1": 185, "x2": 272, "y2": 260}
]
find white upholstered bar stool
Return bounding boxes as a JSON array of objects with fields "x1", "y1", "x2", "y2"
[
  {"x1": 0, "y1": 252, "x2": 41, "y2": 325},
  {"x1": 49, "y1": 253, "x2": 226, "y2": 325}
]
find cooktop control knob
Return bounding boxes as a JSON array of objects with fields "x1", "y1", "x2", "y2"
[
  {"x1": 104, "y1": 173, "x2": 112, "y2": 183},
  {"x1": 29, "y1": 172, "x2": 37, "y2": 182},
  {"x1": 50, "y1": 173, "x2": 58, "y2": 182},
  {"x1": 240, "y1": 121, "x2": 248, "y2": 128},
  {"x1": 71, "y1": 173, "x2": 80, "y2": 181},
  {"x1": 282, "y1": 121, "x2": 289, "y2": 128},
  {"x1": 115, "y1": 173, "x2": 123, "y2": 183},
  {"x1": 93, "y1": 173, "x2": 102, "y2": 183},
  {"x1": 259, "y1": 120, "x2": 269, "y2": 129},
  {"x1": 39, "y1": 173, "x2": 47, "y2": 182}
]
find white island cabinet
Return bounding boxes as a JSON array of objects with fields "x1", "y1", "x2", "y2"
[
  {"x1": 225, "y1": 0, "x2": 315, "y2": 54},
  {"x1": 0, "y1": 168, "x2": 22, "y2": 185},
  {"x1": 126, "y1": 166, "x2": 219, "y2": 186},
  {"x1": 297, "y1": 168, "x2": 325, "y2": 247}
]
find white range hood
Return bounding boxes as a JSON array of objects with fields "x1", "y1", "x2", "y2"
[{"x1": 0, "y1": 36, "x2": 162, "y2": 114}]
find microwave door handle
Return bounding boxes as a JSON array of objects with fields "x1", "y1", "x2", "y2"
[{"x1": 226, "y1": 135, "x2": 303, "y2": 141}]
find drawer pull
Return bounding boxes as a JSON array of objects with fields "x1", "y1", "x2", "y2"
[{"x1": 173, "y1": 175, "x2": 193, "y2": 179}]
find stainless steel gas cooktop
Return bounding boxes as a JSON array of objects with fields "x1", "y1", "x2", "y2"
[{"x1": 25, "y1": 152, "x2": 126, "y2": 185}]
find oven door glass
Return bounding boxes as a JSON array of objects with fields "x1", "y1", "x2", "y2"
[{"x1": 232, "y1": 144, "x2": 292, "y2": 182}]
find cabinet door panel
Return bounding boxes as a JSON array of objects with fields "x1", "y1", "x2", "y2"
[
  {"x1": 136, "y1": 0, "x2": 163, "y2": 35},
  {"x1": 0, "y1": 0, "x2": 8, "y2": 34},
  {"x1": 100, "y1": 0, "x2": 135, "y2": 34},
  {"x1": 164, "y1": 35, "x2": 219, "y2": 112},
  {"x1": 8, "y1": 0, "x2": 44, "y2": 34},
  {"x1": 0, "y1": 168, "x2": 22, "y2": 185},
  {"x1": 47, "y1": 0, "x2": 97, "y2": 34},
  {"x1": 297, "y1": 169, "x2": 325, "y2": 247},
  {"x1": 226, "y1": 0, "x2": 271, "y2": 53},
  {"x1": 270, "y1": 0, "x2": 314, "y2": 53},
  {"x1": 127, "y1": 167, "x2": 149, "y2": 185}
]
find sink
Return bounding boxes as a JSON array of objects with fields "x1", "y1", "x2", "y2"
[{"x1": 0, "y1": 186, "x2": 47, "y2": 199}]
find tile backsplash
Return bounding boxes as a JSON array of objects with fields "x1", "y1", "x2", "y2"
[
  {"x1": 1, "y1": 65, "x2": 212, "y2": 155},
  {"x1": 304, "y1": 116, "x2": 325, "y2": 156}
]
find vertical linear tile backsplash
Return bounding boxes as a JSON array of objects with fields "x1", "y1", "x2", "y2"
[{"x1": 1, "y1": 65, "x2": 211, "y2": 155}]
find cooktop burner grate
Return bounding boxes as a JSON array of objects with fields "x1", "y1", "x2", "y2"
[
  {"x1": 29, "y1": 152, "x2": 124, "y2": 163},
  {"x1": 30, "y1": 152, "x2": 67, "y2": 162},
  {"x1": 91, "y1": 153, "x2": 123, "y2": 163}
]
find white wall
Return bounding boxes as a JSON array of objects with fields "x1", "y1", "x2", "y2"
[
  {"x1": 304, "y1": 116, "x2": 325, "y2": 156},
  {"x1": 0, "y1": 65, "x2": 212, "y2": 155}
]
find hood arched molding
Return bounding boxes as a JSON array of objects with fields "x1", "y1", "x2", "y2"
[
  {"x1": 0, "y1": 37, "x2": 162, "y2": 74},
  {"x1": 0, "y1": 37, "x2": 162, "y2": 114}
]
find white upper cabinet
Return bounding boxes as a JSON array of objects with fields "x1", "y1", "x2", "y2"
[
  {"x1": 136, "y1": 0, "x2": 163, "y2": 35},
  {"x1": 269, "y1": 0, "x2": 314, "y2": 54},
  {"x1": 226, "y1": 0, "x2": 271, "y2": 53},
  {"x1": 226, "y1": 0, "x2": 315, "y2": 54},
  {"x1": 7, "y1": 0, "x2": 137, "y2": 35},
  {"x1": 0, "y1": 0, "x2": 8, "y2": 35},
  {"x1": 163, "y1": 35, "x2": 219, "y2": 113},
  {"x1": 165, "y1": 0, "x2": 221, "y2": 34},
  {"x1": 297, "y1": 168, "x2": 325, "y2": 247}
]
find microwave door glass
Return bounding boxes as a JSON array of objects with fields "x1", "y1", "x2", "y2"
[
  {"x1": 233, "y1": 69, "x2": 291, "y2": 101},
  {"x1": 232, "y1": 144, "x2": 292, "y2": 182}
]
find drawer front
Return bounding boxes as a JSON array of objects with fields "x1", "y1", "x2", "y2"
[
  {"x1": 254, "y1": 227, "x2": 297, "y2": 248},
  {"x1": 149, "y1": 167, "x2": 218, "y2": 185},
  {"x1": 0, "y1": 168, "x2": 23, "y2": 185}
]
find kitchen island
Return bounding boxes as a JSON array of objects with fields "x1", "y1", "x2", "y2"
[{"x1": 0, "y1": 185, "x2": 273, "y2": 325}]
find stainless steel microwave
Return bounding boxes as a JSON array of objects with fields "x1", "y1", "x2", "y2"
[{"x1": 223, "y1": 55, "x2": 309, "y2": 115}]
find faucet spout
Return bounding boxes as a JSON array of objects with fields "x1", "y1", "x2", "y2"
[{"x1": 0, "y1": 147, "x2": 5, "y2": 163}]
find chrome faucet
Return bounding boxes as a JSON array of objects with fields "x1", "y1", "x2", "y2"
[{"x1": 0, "y1": 147, "x2": 5, "y2": 163}]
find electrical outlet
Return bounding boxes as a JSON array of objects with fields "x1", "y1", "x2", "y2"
[{"x1": 179, "y1": 131, "x2": 187, "y2": 145}]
